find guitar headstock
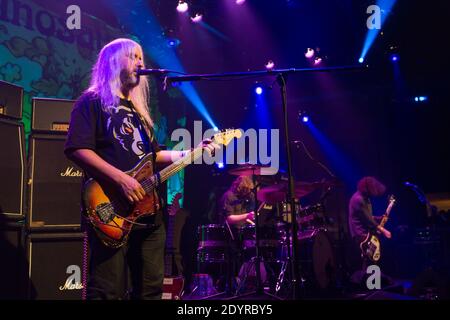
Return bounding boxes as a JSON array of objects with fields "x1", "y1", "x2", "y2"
[
  {"x1": 212, "y1": 129, "x2": 242, "y2": 147},
  {"x1": 388, "y1": 194, "x2": 396, "y2": 204}
]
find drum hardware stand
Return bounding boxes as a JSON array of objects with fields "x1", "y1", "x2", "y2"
[
  {"x1": 166, "y1": 64, "x2": 366, "y2": 300},
  {"x1": 223, "y1": 169, "x2": 282, "y2": 300},
  {"x1": 197, "y1": 223, "x2": 236, "y2": 300}
]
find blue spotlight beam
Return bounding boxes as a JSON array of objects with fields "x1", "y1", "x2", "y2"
[
  {"x1": 198, "y1": 22, "x2": 231, "y2": 42},
  {"x1": 306, "y1": 121, "x2": 362, "y2": 188},
  {"x1": 104, "y1": 0, "x2": 217, "y2": 129},
  {"x1": 359, "y1": 0, "x2": 398, "y2": 62}
]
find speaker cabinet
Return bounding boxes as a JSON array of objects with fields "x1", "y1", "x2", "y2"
[
  {"x1": 28, "y1": 134, "x2": 83, "y2": 229},
  {"x1": 0, "y1": 219, "x2": 26, "y2": 299},
  {"x1": 0, "y1": 80, "x2": 23, "y2": 120},
  {"x1": 31, "y1": 98, "x2": 75, "y2": 133},
  {"x1": 0, "y1": 118, "x2": 26, "y2": 219},
  {"x1": 26, "y1": 232, "x2": 87, "y2": 300}
]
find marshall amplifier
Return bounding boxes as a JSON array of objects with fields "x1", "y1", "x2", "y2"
[
  {"x1": 26, "y1": 232, "x2": 87, "y2": 300},
  {"x1": 0, "y1": 118, "x2": 26, "y2": 219},
  {"x1": 31, "y1": 98, "x2": 75, "y2": 133},
  {"x1": 0, "y1": 80, "x2": 23, "y2": 120},
  {"x1": 28, "y1": 133, "x2": 83, "y2": 229}
]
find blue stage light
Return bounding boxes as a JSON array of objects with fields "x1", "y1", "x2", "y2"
[{"x1": 255, "y1": 86, "x2": 263, "y2": 95}]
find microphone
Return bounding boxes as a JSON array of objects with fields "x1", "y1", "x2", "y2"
[{"x1": 136, "y1": 68, "x2": 171, "y2": 76}]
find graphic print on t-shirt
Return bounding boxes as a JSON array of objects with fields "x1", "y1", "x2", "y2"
[{"x1": 106, "y1": 104, "x2": 146, "y2": 159}]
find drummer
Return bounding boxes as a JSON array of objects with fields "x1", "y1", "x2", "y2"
[{"x1": 220, "y1": 175, "x2": 256, "y2": 230}]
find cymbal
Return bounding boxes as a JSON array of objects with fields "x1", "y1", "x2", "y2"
[
  {"x1": 257, "y1": 181, "x2": 329, "y2": 203},
  {"x1": 228, "y1": 164, "x2": 271, "y2": 176}
]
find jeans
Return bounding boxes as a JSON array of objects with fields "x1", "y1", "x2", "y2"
[{"x1": 85, "y1": 213, "x2": 166, "y2": 300}]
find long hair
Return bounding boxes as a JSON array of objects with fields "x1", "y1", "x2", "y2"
[
  {"x1": 231, "y1": 175, "x2": 254, "y2": 196},
  {"x1": 86, "y1": 38, "x2": 152, "y2": 126},
  {"x1": 357, "y1": 176, "x2": 386, "y2": 197}
]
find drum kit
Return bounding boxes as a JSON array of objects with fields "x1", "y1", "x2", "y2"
[{"x1": 195, "y1": 164, "x2": 337, "y2": 298}]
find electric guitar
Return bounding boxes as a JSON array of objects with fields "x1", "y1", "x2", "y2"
[
  {"x1": 82, "y1": 129, "x2": 242, "y2": 248},
  {"x1": 360, "y1": 195, "x2": 396, "y2": 262},
  {"x1": 162, "y1": 192, "x2": 186, "y2": 300}
]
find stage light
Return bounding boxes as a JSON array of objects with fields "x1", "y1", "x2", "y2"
[
  {"x1": 236, "y1": 0, "x2": 246, "y2": 5},
  {"x1": 414, "y1": 96, "x2": 428, "y2": 102},
  {"x1": 299, "y1": 110, "x2": 309, "y2": 123},
  {"x1": 391, "y1": 54, "x2": 399, "y2": 62},
  {"x1": 305, "y1": 48, "x2": 315, "y2": 59},
  {"x1": 314, "y1": 57, "x2": 322, "y2": 65},
  {"x1": 216, "y1": 162, "x2": 225, "y2": 169},
  {"x1": 213, "y1": 126, "x2": 219, "y2": 132},
  {"x1": 265, "y1": 60, "x2": 275, "y2": 70},
  {"x1": 359, "y1": 57, "x2": 364, "y2": 63},
  {"x1": 191, "y1": 13, "x2": 203, "y2": 23},
  {"x1": 177, "y1": 1, "x2": 188, "y2": 13},
  {"x1": 167, "y1": 38, "x2": 180, "y2": 48},
  {"x1": 255, "y1": 86, "x2": 263, "y2": 95}
]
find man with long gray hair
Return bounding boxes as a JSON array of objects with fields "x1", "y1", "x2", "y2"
[{"x1": 65, "y1": 38, "x2": 216, "y2": 299}]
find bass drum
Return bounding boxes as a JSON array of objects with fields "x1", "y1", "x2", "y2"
[{"x1": 297, "y1": 229, "x2": 336, "y2": 291}]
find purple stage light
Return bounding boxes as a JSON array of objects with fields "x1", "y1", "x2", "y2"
[
  {"x1": 314, "y1": 57, "x2": 322, "y2": 65},
  {"x1": 191, "y1": 14, "x2": 203, "y2": 23},
  {"x1": 236, "y1": 0, "x2": 246, "y2": 5},
  {"x1": 305, "y1": 48, "x2": 315, "y2": 59},
  {"x1": 265, "y1": 60, "x2": 275, "y2": 70},
  {"x1": 177, "y1": 1, "x2": 188, "y2": 13}
]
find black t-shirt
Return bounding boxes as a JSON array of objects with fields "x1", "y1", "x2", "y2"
[
  {"x1": 348, "y1": 191, "x2": 378, "y2": 241},
  {"x1": 64, "y1": 92, "x2": 160, "y2": 179}
]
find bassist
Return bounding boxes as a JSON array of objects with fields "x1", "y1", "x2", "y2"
[
  {"x1": 64, "y1": 38, "x2": 217, "y2": 300},
  {"x1": 348, "y1": 177, "x2": 392, "y2": 280}
]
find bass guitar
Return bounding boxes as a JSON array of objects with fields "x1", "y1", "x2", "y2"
[
  {"x1": 360, "y1": 195, "x2": 396, "y2": 262},
  {"x1": 82, "y1": 129, "x2": 242, "y2": 248}
]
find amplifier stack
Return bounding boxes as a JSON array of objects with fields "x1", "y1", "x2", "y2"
[{"x1": 0, "y1": 80, "x2": 86, "y2": 300}]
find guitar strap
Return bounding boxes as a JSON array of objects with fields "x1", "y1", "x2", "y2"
[{"x1": 129, "y1": 102, "x2": 165, "y2": 208}]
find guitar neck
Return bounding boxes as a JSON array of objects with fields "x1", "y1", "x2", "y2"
[
  {"x1": 379, "y1": 198, "x2": 395, "y2": 228},
  {"x1": 141, "y1": 147, "x2": 204, "y2": 194}
]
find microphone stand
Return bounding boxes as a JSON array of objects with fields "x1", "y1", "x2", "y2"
[{"x1": 166, "y1": 64, "x2": 367, "y2": 300}]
